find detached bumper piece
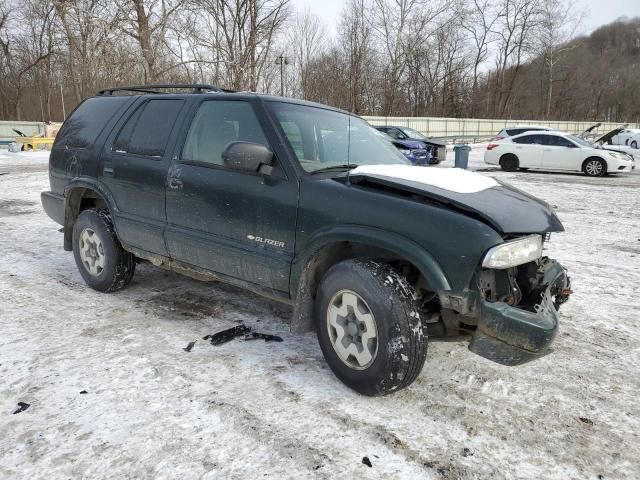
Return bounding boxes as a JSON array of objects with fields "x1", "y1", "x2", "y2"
[{"x1": 469, "y1": 260, "x2": 570, "y2": 366}]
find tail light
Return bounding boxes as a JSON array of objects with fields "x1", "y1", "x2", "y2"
[{"x1": 487, "y1": 143, "x2": 499, "y2": 151}]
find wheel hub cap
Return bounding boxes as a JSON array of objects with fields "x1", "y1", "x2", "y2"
[
  {"x1": 326, "y1": 290, "x2": 378, "y2": 370},
  {"x1": 79, "y1": 228, "x2": 105, "y2": 276},
  {"x1": 586, "y1": 161, "x2": 602, "y2": 175}
]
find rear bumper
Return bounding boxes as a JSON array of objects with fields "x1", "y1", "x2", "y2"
[
  {"x1": 41, "y1": 191, "x2": 64, "y2": 225},
  {"x1": 469, "y1": 261, "x2": 569, "y2": 366}
]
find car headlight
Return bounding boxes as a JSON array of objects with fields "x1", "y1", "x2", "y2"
[
  {"x1": 482, "y1": 235, "x2": 543, "y2": 269},
  {"x1": 398, "y1": 148, "x2": 411, "y2": 155},
  {"x1": 608, "y1": 151, "x2": 631, "y2": 161}
]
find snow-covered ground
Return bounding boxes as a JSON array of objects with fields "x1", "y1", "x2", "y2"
[{"x1": 1, "y1": 149, "x2": 639, "y2": 479}]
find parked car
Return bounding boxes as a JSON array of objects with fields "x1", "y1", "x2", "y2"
[
  {"x1": 591, "y1": 126, "x2": 640, "y2": 161},
  {"x1": 373, "y1": 125, "x2": 446, "y2": 164},
  {"x1": 611, "y1": 127, "x2": 640, "y2": 149},
  {"x1": 484, "y1": 131, "x2": 634, "y2": 176},
  {"x1": 493, "y1": 125, "x2": 554, "y2": 141},
  {"x1": 42, "y1": 84, "x2": 572, "y2": 396}
]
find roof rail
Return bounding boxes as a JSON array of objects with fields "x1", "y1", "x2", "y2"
[{"x1": 96, "y1": 84, "x2": 235, "y2": 96}]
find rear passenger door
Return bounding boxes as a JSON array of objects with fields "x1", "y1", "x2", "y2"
[
  {"x1": 164, "y1": 99, "x2": 299, "y2": 293},
  {"x1": 101, "y1": 98, "x2": 185, "y2": 255},
  {"x1": 511, "y1": 134, "x2": 544, "y2": 167}
]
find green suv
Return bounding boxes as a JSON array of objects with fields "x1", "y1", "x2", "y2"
[{"x1": 41, "y1": 84, "x2": 571, "y2": 396}]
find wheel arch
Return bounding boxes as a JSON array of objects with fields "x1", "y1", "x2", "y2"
[
  {"x1": 581, "y1": 156, "x2": 607, "y2": 175},
  {"x1": 289, "y1": 226, "x2": 451, "y2": 333},
  {"x1": 63, "y1": 178, "x2": 118, "y2": 251}
]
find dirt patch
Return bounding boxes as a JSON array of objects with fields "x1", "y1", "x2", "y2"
[{"x1": 0, "y1": 199, "x2": 36, "y2": 217}]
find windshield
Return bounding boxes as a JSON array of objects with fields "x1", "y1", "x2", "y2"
[
  {"x1": 267, "y1": 102, "x2": 410, "y2": 173},
  {"x1": 399, "y1": 127, "x2": 428, "y2": 140},
  {"x1": 567, "y1": 134, "x2": 592, "y2": 147}
]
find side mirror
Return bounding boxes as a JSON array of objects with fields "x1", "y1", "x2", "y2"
[{"x1": 222, "y1": 141, "x2": 274, "y2": 175}]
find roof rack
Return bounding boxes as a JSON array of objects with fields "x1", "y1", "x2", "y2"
[{"x1": 96, "y1": 83, "x2": 235, "y2": 96}]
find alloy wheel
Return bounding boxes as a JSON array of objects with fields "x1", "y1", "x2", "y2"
[
  {"x1": 78, "y1": 228, "x2": 105, "y2": 276},
  {"x1": 326, "y1": 290, "x2": 378, "y2": 370}
]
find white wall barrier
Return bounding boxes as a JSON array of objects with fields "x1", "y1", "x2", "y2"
[{"x1": 364, "y1": 116, "x2": 640, "y2": 141}]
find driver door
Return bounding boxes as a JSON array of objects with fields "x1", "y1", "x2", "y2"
[{"x1": 164, "y1": 99, "x2": 299, "y2": 293}]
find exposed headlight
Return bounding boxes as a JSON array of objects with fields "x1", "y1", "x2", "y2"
[
  {"x1": 398, "y1": 148, "x2": 411, "y2": 155},
  {"x1": 482, "y1": 235, "x2": 543, "y2": 269},
  {"x1": 608, "y1": 151, "x2": 631, "y2": 161}
]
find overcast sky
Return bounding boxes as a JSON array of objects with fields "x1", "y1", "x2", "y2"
[{"x1": 293, "y1": 0, "x2": 640, "y2": 37}]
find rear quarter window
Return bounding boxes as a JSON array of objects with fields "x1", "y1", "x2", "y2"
[{"x1": 56, "y1": 96, "x2": 131, "y2": 149}]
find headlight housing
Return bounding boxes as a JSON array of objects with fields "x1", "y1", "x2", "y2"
[
  {"x1": 608, "y1": 151, "x2": 631, "y2": 161},
  {"x1": 398, "y1": 148, "x2": 411, "y2": 155},
  {"x1": 482, "y1": 235, "x2": 543, "y2": 269}
]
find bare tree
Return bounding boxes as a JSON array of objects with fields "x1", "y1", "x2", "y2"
[{"x1": 287, "y1": 8, "x2": 326, "y2": 98}]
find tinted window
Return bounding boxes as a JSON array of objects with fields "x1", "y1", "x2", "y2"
[
  {"x1": 57, "y1": 96, "x2": 130, "y2": 149},
  {"x1": 182, "y1": 101, "x2": 268, "y2": 166},
  {"x1": 507, "y1": 127, "x2": 545, "y2": 136},
  {"x1": 512, "y1": 134, "x2": 544, "y2": 145},
  {"x1": 113, "y1": 99, "x2": 184, "y2": 157},
  {"x1": 543, "y1": 135, "x2": 575, "y2": 147}
]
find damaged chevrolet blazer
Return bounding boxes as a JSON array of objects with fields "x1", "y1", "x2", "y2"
[{"x1": 41, "y1": 84, "x2": 571, "y2": 396}]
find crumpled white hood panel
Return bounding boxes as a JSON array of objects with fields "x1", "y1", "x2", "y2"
[{"x1": 350, "y1": 165, "x2": 499, "y2": 194}]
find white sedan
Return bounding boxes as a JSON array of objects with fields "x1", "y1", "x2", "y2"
[
  {"x1": 612, "y1": 128, "x2": 640, "y2": 148},
  {"x1": 484, "y1": 131, "x2": 635, "y2": 176}
]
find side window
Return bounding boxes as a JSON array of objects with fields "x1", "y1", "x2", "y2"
[
  {"x1": 182, "y1": 101, "x2": 268, "y2": 166},
  {"x1": 389, "y1": 128, "x2": 406, "y2": 140},
  {"x1": 513, "y1": 135, "x2": 537, "y2": 144},
  {"x1": 507, "y1": 128, "x2": 524, "y2": 136},
  {"x1": 113, "y1": 99, "x2": 184, "y2": 158},
  {"x1": 545, "y1": 135, "x2": 574, "y2": 147},
  {"x1": 57, "y1": 96, "x2": 131, "y2": 149}
]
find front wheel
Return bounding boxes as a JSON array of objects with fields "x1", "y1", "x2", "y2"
[
  {"x1": 582, "y1": 157, "x2": 607, "y2": 177},
  {"x1": 631, "y1": 140, "x2": 638, "y2": 149},
  {"x1": 315, "y1": 259, "x2": 428, "y2": 396},
  {"x1": 72, "y1": 209, "x2": 136, "y2": 292}
]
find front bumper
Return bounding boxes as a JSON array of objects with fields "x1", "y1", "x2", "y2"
[{"x1": 468, "y1": 260, "x2": 569, "y2": 366}]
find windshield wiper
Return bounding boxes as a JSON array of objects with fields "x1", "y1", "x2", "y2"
[{"x1": 310, "y1": 164, "x2": 354, "y2": 174}]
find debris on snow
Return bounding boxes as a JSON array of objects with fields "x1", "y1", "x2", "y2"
[
  {"x1": 183, "y1": 341, "x2": 196, "y2": 352},
  {"x1": 203, "y1": 325, "x2": 252, "y2": 345},
  {"x1": 362, "y1": 456, "x2": 372, "y2": 468},
  {"x1": 12, "y1": 402, "x2": 30, "y2": 414},
  {"x1": 244, "y1": 332, "x2": 283, "y2": 342},
  {"x1": 79, "y1": 390, "x2": 88, "y2": 395},
  {"x1": 203, "y1": 324, "x2": 282, "y2": 346}
]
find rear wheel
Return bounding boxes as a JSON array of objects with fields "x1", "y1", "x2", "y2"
[
  {"x1": 631, "y1": 140, "x2": 638, "y2": 149},
  {"x1": 499, "y1": 154, "x2": 519, "y2": 172},
  {"x1": 72, "y1": 209, "x2": 135, "y2": 292},
  {"x1": 315, "y1": 259, "x2": 428, "y2": 396},
  {"x1": 582, "y1": 157, "x2": 607, "y2": 177}
]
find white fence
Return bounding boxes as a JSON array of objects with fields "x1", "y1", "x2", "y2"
[
  {"x1": 364, "y1": 116, "x2": 640, "y2": 142},
  {"x1": 0, "y1": 120, "x2": 45, "y2": 144}
]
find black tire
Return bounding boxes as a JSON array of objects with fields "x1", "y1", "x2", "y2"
[
  {"x1": 582, "y1": 157, "x2": 607, "y2": 177},
  {"x1": 315, "y1": 259, "x2": 428, "y2": 396},
  {"x1": 519, "y1": 167, "x2": 529, "y2": 171},
  {"x1": 72, "y1": 209, "x2": 135, "y2": 292},
  {"x1": 499, "y1": 153, "x2": 519, "y2": 172},
  {"x1": 631, "y1": 140, "x2": 638, "y2": 149}
]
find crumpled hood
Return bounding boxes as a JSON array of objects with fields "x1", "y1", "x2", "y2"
[
  {"x1": 349, "y1": 165, "x2": 564, "y2": 234},
  {"x1": 393, "y1": 139, "x2": 426, "y2": 150}
]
